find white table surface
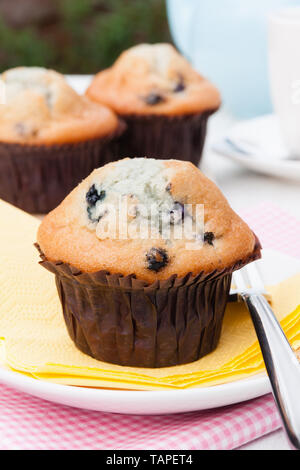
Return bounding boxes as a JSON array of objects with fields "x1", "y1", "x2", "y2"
[{"x1": 205, "y1": 110, "x2": 300, "y2": 450}]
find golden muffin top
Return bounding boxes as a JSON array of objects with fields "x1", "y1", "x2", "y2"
[
  {"x1": 0, "y1": 67, "x2": 119, "y2": 145},
  {"x1": 37, "y1": 158, "x2": 258, "y2": 283},
  {"x1": 86, "y1": 43, "x2": 221, "y2": 116}
]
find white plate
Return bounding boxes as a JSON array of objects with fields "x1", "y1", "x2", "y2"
[
  {"x1": 213, "y1": 114, "x2": 300, "y2": 181},
  {"x1": 0, "y1": 248, "x2": 299, "y2": 415}
]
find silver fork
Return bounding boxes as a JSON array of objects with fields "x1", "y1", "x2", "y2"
[{"x1": 232, "y1": 261, "x2": 300, "y2": 450}]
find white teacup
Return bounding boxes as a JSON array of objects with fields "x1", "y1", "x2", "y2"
[{"x1": 269, "y1": 8, "x2": 300, "y2": 157}]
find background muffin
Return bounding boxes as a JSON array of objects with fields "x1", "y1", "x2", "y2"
[
  {"x1": 86, "y1": 43, "x2": 221, "y2": 165},
  {"x1": 0, "y1": 67, "x2": 123, "y2": 213},
  {"x1": 37, "y1": 158, "x2": 261, "y2": 368}
]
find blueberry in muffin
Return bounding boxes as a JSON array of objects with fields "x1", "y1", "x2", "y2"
[{"x1": 146, "y1": 247, "x2": 169, "y2": 272}]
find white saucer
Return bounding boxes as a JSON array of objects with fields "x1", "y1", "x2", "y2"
[
  {"x1": 213, "y1": 114, "x2": 300, "y2": 181},
  {"x1": 0, "y1": 249, "x2": 299, "y2": 415}
]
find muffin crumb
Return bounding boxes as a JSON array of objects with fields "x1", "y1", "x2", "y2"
[{"x1": 170, "y1": 202, "x2": 184, "y2": 225}]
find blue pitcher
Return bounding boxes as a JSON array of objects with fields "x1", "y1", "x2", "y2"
[{"x1": 167, "y1": 0, "x2": 300, "y2": 118}]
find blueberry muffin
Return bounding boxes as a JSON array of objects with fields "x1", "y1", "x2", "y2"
[
  {"x1": 37, "y1": 158, "x2": 261, "y2": 368},
  {"x1": 0, "y1": 67, "x2": 123, "y2": 213},
  {"x1": 86, "y1": 43, "x2": 221, "y2": 165}
]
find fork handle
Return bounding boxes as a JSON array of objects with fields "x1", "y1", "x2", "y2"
[{"x1": 242, "y1": 293, "x2": 300, "y2": 450}]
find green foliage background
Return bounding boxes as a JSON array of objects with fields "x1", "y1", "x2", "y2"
[{"x1": 0, "y1": 0, "x2": 171, "y2": 73}]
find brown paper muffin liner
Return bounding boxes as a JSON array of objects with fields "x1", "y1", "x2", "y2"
[
  {"x1": 0, "y1": 123, "x2": 125, "y2": 214},
  {"x1": 115, "y1": 110, "x2": 217, "y2": 166},
  {"x1": 35, "y1": 236, "x2": 261, "y2": 369}
]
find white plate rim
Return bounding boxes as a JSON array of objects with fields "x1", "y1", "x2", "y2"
[
  {"x1": 0, "y1": 365, "x2": 270, "y2": 415},
  {"x1": 213, "y1": 114, "x2": 300, "y2": 181}
]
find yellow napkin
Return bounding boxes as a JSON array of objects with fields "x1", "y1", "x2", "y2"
[{"x1": 0, "y1": 199, "x2": 300, "y2": 390}]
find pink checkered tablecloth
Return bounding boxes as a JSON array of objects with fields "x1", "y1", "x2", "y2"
[
  {"x1": 0, "y1": 202, "x2": 299, "y2": 450},
  {"x1": 0, "y1": 385, "x2": 280, "y2": 450}
]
